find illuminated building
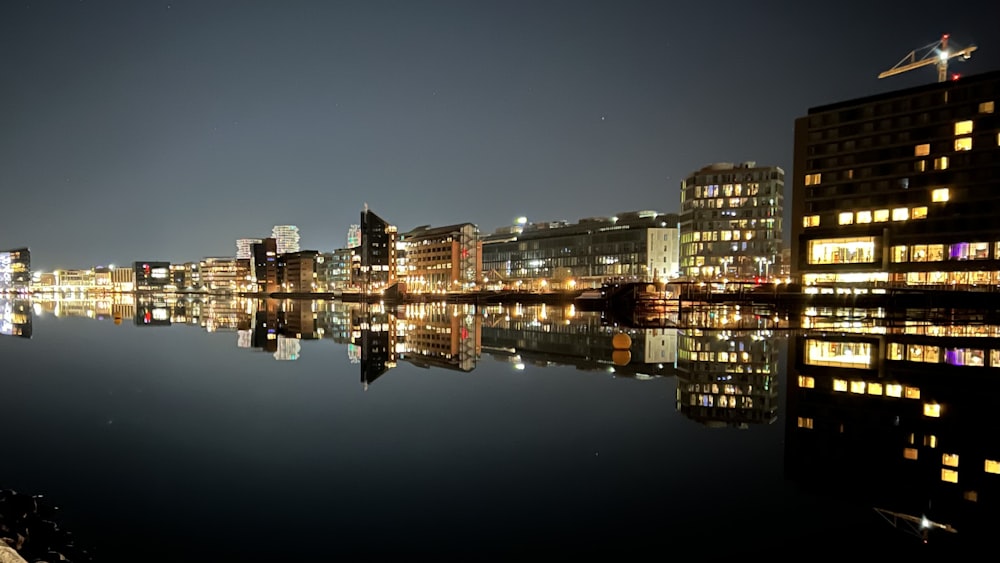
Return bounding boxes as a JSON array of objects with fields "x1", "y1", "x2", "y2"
[
  {"x1": 481, "y1": 210, "x2": 679, "y2": 289},
  {"x1": 0, "y1": 248, "x2": 31, "y2": 292},
  {"x1": 679, "y1": 162, "x2": 784, "y2": 280},
  {"x1": 675, "y1": 328, "x2": 780, "y2": 428},
  {"x1": 792, "y1": 70, "x2": 1000, "y2": 287},
  {"x1": 135, "y1": 297, "x2": 171, "y2": 326},
  {"x1": 169, "y1": 262, "x2": 200, "y2": 290},
  {"x1": 0, "y1": 298, "x2": 32, "y2": 338},
  {"x1": 358, "y1": 208, "x2": 397, "y2": 291},
  {"x1": 52, "y1": 269, "x2": 96, "y2": 292},
  {"x1": 282, "y1": 250, "x2": 319, "y2": 293},
  {"x1": 400, "y1": 302, "x2": 480, "y2": 372},
  {"x1": 199, "y1": 257, "x2": 251, "y2": 292},
  {"x1": 787, "y1": 329, "x2": 1000, "y2": 541},
  {"x1": 281, "y1": 299, "x2": 318, "y2": 339},
  {"x1": 347, "y1": 224, "x2": 361, "y2": 248},
  {"x1": 271, "y1": 225, "x2": 300, "y2": 255},
  {"x1": 94, "y1": 267, "x2": 112, "y2": 290},
  {"x1": 274, "y1": 336, "x2": 301, "y2": 361},
  {"x1": 352, "y1": 304, "x2": 397, "y2": 388},
  {"x1": 111, "y1": 267, "x2": 135, "y2": 292},
  {"x1": 252, "y1": 238, "x2": 278, "y2": 293},
  {"x1": 400, "y1": 223, "x2": 482, "y2": 293},
  {"x1": 133, "y1": 261, "x2": 170, "y2": 291},
  {"x1": 316, "y1": 248, "x2": 354, "y2": 291},
  {"x1": 236, "y1": 238, "x2": 263, "y2": 260}
]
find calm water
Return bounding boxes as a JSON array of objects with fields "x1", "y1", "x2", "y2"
[{"x1": 0, "y1": 296, "x2": 996, "y2": 561}]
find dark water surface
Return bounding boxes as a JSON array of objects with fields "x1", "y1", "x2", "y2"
[{"x1": 0, "y1": 297, "x2": 993, "y2": 561}]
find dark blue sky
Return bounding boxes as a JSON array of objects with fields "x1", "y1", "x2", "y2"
[{"x1": 2, "y1": 0, "x2": 998, "y2": 269}]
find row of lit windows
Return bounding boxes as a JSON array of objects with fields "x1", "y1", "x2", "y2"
[
  {"x1": 804, "y1": 339, "x2": 872, "y2": 368},
  {"x1": 806, "y1": 237, "x2": 875, "y2": 266},
  {"x1": 890, "y1": 241, "x2": 996, "y2": 263},
  {"x1": 888, "y1": 343, "x2": 992, "y2": 367},
  {"x1": 694, "y1": 184, "x2": 763, "y2": 198},
  {"x1": 803, "y1": 188, "x2": 950, "y2": 229},
  {"x1": 902, "y1": 452, "x2": 1000, "y2": 480}
]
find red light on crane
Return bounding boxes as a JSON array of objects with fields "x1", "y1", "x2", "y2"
[{"x1": 952, "y1": 73, "x2": 961, "y2": 81}]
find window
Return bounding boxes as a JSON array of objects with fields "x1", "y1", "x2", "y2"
[
  {"x1": 904, "y1": 448, "x2": 919, "y2": 460},
  {"x1": 986, "y1": 460, "x2": 1000, "y2": 474},
  {"x1": 941, "y1": 468, "x2": 959, "y2": 483},
  {"x1": 888, "y1": 343, "x2": 904, "y2": 360},
  {"x1": 943, "y1": 453, "x2": 960, "y2": 467},
  {"x1": 915, "y1": 160, "x2": 926, "y2": 172},
  {"x1": 832, "y1": 379, "x2": 848, "y2": 392},
  {"x1": 955, "y1": 137, "x2": 972, "y2": 151},
  {"x1": 805, "y1": 173, "x2": 821, "y2": 186},
  {"x1": 850, "y1": 380, "x2": 866, "y2": 394},
  {"x1": 803, "y1": 215, "x2": 820, "y2": 228},
  {"x1": 838, "y1": 212, "x2": 854, "y2": 225},
  {"x1": 981, "y1": 101, "x2": 995, "y2": 114},
  {"x1": 797, "y1": 417, "x2": 814, "y2": 429},
  {"x1": 905, "y1": 386, "x2": 921, "y2": 399},
  {"x1": 806, "y1": 340, "x2": 872, "y2": 368},
  {"x1": 886, "y1": 384, "x2": 902, "y2": 398},
  {"x1": 868, "y1": 382, "x2": 883, "y2": 395},
  {"x1": 891, "y1": 245, "x2": 908, "y2": 263},
  {"x1": 914, "y1": 143, "x2": 930, "y2": 156},
  {"x1": 934, "y1": 156, "x2": 949, "y2": 170},
  {"x1": 932, "y1": 188, "x2": 950, "y2": 202},
  {"x1": 892, "y1": 208, "x2": 909, "y2": 221},
  {"x1": 924, "y1": 435, "x2": 937, "y2": 448},
  {"x1": 873, "y1": 209, "x2": 889, "y2": 222},
  {"x1": 856, "y1": 210, "x2": 872, "y2": 224},
  {"x1": 954, "y1": 120, "x2": 974, "y2": 135},
  {"x1": 797, "y1": 375, "x2": 815, "y2": 388},
  {"x1": 911, "y1": 206, "x2": 928, "y2": 219},
  {"x1": 924, "y1": 402, "x2": 942, "y2": 417},
  {"x1": 808, "y1": 237, "x2": 876, "y2": 265}
]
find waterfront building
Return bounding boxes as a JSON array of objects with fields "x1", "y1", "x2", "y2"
[
  {"x1": 199, "y1": 257, "x2": 251, "y2": 292},
  {"x1": 0, "y1": 248, "x2": 31, "y2": 292},
  {"x1": 282, "y1": 250, "x2": 319, "y2": 293},
  {"x1": 357, "y1": 208, "x2": 397, "y2": 291},
  {"x1": 94, "y1": 267, "x2": 112, "y2": 290},
  {"x1": 353, "y1": 304, "x2": 397, "y2": 388},
  {"x1": 236, "y1": 238, "x2": 263, "y2": 260},
  {"x1": 400, "y1": 223, "x2": 482, "y2": 293},
  {"x1": 792, "y1": 69, "x2": 1000, "y2": 287},
  {"x1": 679, "y1": 162, "x2": 784, "y2": 281},
  {"x1": 317, "y1": 248, "x2": 355, "y2": 291},
  {"x1": 252, "y1": 238, "x2": 278, "y2": 294},
  {"x1": 400, "y1": 302, "x2": 480, "y2": 372},
  {"x1": 169, "y1": 263, "x2": 200, "y2": 290},
  {"x1": 133, "y1": 261, "x2": 170, "y2": 291},
  {"x1": 481, "y1": 210, "x2": 679, "y2": 290},
  {"x1": 271, "y1": 225, "x2": 300, "y2": 255},
  {"x1": 347, "y1": 224, "x2": 361, "y2": 248},
  {"x1": 52, "y1": 269, "x2": 96, "y2": 292},
  {"x1": 111, "y1": 267, "x2": 135, "y2": 292}
]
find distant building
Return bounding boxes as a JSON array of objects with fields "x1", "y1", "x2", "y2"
[
  {"x1": 481, "y1": 210, "x2": 679, "y2": 289},
  {"x1": 679, "y1": 162, "x2": 784, "y2": 281},
  {"x1": 133, "y1": 261, "x2": 171, "y2": 291},
  {"x1": 0, "y1": 248, "x2": 31, "y2": 292},
  {"x1": 236, "y1": 238, "x2": 263, "y2": 260},
  {"x1": 170, "y1": 262, "x2": 200, "y2": 290},
  {"x1": 792, "y1": 69, "x2": 1000, "y2": 287},
  {"x1": 358, "y1": 208, "x2": 397, "y2": 291},
  {"x1": 400, "y1": 302, "x2": 480, "y2": 372},
  {"x1": 111, "y1": 267, "x2": 135, "y2": 292},
  {"x1": 200, "y1": 257, "x2": 251, "y2": 292},
  {"x1": 283, "y1": 250, "x2": 319, "y2": 293},
  {"x1": 272, "y1": 225, "x2": 300, "y2": 255},
  {"x1": 347, "y1": 224, "x2": 361, "y2": 249},
  {"x1": 252, "y1": 238, "x2": 278, "y2": 293},
  {"x1": 317, "y1": 248, "x2": 355, "y2": 291},
  {"x1": 400, "y1": 223, "x2": 482, "y2": 292}
]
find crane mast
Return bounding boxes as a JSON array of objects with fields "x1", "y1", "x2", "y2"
[{"x1": 879, "y1": 34, "x2": 977, "y2": 83}]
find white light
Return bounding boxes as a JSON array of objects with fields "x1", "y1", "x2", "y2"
[
  {"x1": 939, "y1": 51, "x2": 949, "y2": 61},
  {"x1": 921, "y1": 516, "x2": 930, "y2": 529}
]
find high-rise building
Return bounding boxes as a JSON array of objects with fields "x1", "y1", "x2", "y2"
[
  {"x1": 271, "y1": 225, "x2": 300, "y2": 255},
  {"x1": 679, "y1": 162, "x2": 784, "y2": 281},
  {"x1": 347, "y1": 224, "x2": 361, "y2": 248},
  {"x1": 792, "y1": 70, "x2": 1000, "y2": 287},
  {"x1": 358, "y1": 209, "x2": 397, "y2": 290},
  {"x1": 0, "y1": 248, "x2": 31, "y2": 292},
  {"x1": 236, "y1": 238, "x2": 263, "y2": 260},
  {"x1": 252, "y1": 238, "x2": 278, "y2": 294}
]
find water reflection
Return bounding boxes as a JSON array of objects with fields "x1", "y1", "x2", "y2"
[{"x1": 1, "y1": 298, "x2": 31, "y2": 337}]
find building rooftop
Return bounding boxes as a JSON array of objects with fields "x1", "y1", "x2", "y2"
[{"x1": 807, "y1": 68, "x2": 1000, "y2": 114}]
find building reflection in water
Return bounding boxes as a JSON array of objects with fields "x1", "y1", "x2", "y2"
[
  {"x1": 1, "y1": 298, "x2": 32, "y2": 338},
  {"x1": 351, "y1": 303, "x2": 397, "y2": 389},
  {"x1": 786, "y1": 323, "x2": 1000, "y2": 544}
]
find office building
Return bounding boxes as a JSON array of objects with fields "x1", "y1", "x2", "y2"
[
  {"x1": 679, "y1": 162, "x2": 784, "y2": 280},
  {"x1": 133, "y1": 261, "x2": 171, "y2": 291},
  {"x1": 792, "y1": 70, "x2": 1000, "y2": 287},
  {"x1": 316, "y1": 248, "x2": 354, "y2": 291},
  {"x1": 481, "y1": 210, "x2": 679, "y2": 289},
  {"x1": 252, "y1": 238, "x2": 278, "y2": 294},
  {"x1": 200, "y1": 257, "x2": 251, "y2": 292},
  {"x1": 271, "y1": 225, "x2": 300, "y2": 255},
  {"x1": 400, "y1": 223, "x2": 482, "y2": 292},
  {"x1": 0, "y1": 248, "x2": 31, "y2": 292},
  {"x1": 283, "y1": 250, "x2": 319, "y2": 293},
  {"x1": 358, "y1": 208, "x2": 397, "y2": 291},
  {"x1": 236, "y1": 238, "x2": 263, "y2": 260}
]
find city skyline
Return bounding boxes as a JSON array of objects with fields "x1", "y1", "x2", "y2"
[{"x1": 2, "y1": 1, "x2": 999, "y2": 270}]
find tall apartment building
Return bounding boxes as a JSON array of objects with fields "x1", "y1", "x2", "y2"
[
  {"x1": 0, "y1": 248, "x2": 31, "y2": 291},
  {"x1": 679, "y1": 162, "x2": 784, "y2": 281},
  {"x1": 481, "y1": 210, "x2": 679, "y2": 289},
  {"x1": 283, "y1": 250, "x2": 319, "y2": 292},
  {"x1": 400, "y1": 223, "x2": 482, "y2": 292},
  {"x1": 236, "y1": 238, "x2": 263, "y2": 260},
  {"x1": 792, "y1": 70, "x2": 1000, "y2": 287},
  {"x1": 357, "y1": 208, "x2": 397, "y2": 291},
  {"x1": 271, "y1": 225, "x2": 301, "y2": 255},
  {"x1": 252, "y1": 238, "x2": 278, "y2": 293}
]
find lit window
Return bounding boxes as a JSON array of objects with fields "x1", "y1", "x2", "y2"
[
  {"x1": 888, "y1": 343, "x2": 905, "y2": 360},
  {"x1": 797, "y1": 417, "x2": 814, "y2": 429},
  {"x1": 915, "y1": 160, "x2": 926, "y2": 172},
  {"x1": 886, "y1": 384, "x2": 902, "y2": 398},
  {"x1": 838, "y1": 212, "x2": 854, "y2": 225},
  {"x1": 943, "y1": 453, "x2": 960, "y2": 467},
  {"x1": 924, "y1": 402, "x2": 942, "y2": 417},
  {"x1": 849, "y1": 380, "x2": 866, "y2": 394},
  {"x1": 805, "y1": 173, "x2": 821, "y2": 186},
  {"x1": 914, "y1": 143, "x2": 930, "y2": 156},
  {"x1": 981, "y1": 101, "x2": 995, "y2": 114},
  {"x1": 867, "y1": 382, "x2": 883, "y2": 395},
  {"x1": 797, "y1": 375, "x2": 815, "y2": 388},
  {"x1": 986, "y1": 460, "x2": 1000, "y2": 474},
  {"x1": 924, "y1": 435, "x2": 937, "y2": 448},
  {"x1": 942, "y1": 468, "x2": 959, "y2": 483},
  {"x1": 934, "y1": 156, "x2": 949, "y2": 170},
  {"x1": 904, "y1": 448, "x2": 919, "y2": 460},
  {"x1": 892, "y1": 208, "x2": 909, "y2": 221},
  {"x1": 932, "y1": 188, "x2": 950, "y2": 202},
  {"x1": 955, "y1": 137, "x2": 972, "y2": 151},
  {"x1": 873, "y1": 209, "x2": 889, "y2": 222},
  {"x1": 912, "y1": 206, "x2": 928, "y2": 219},
  {"x1": 905, "y1": 386, "x2": 921, "y2": 399},
  {"x1": 856, "y1": 210, "x2": 872, "y2": 224},
  {"x1": 833, "y1": 379, "x2": 848, "y2": 392},
  {"x1": 954, "y1": 120, "x2": 974, "y2": 135}
]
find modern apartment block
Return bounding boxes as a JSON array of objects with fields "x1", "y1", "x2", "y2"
[
  {"x1": 271, "y1": 225, "x2": 301, "y2": 255},
  {"x1": 792, "y1": 69, "x2": 1000, "y2": 287},
  {"x1": 357, "y1": 208, "x2": 397, "y2": 291},
  {"x1": 679, "y1": 162, "x2": 784, "y2": 281},
  {"x1": 400, "y1": 223, "x2": 482, "y2": 292},
  {"x1": 236, "y1": 238, "x2": 263, "y2": 260},
  {"x1": 481, "y1": 210, "x2": 679, "y2": 289},
  {"x1": 0, "y1": 248, "x2": 31, "y2": 292}
]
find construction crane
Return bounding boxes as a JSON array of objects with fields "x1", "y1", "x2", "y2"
[{"x1": 878, "y1": 34, "x2": 977, "y2": 83}]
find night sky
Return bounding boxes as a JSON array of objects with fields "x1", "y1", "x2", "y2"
[{"x1": 2, "y1": 1, "x2": 998, "y2": 270}]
